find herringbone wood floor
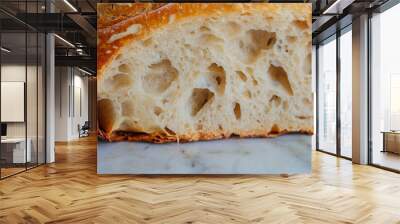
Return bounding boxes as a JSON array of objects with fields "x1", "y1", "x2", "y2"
[{"x1": 1, "y1": 137, "x2": 400, "y2": 224}]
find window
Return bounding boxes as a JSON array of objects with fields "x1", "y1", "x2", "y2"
[
  {"x1": 371, "y1": 3, "x2": 400, "y2": 171},
  {"x1": 340, "y1": 28, "x2": 352, "y2": 158},
  {"x1": 390, "y1": 74, "x2": 400, "y2": 130},
  {"x1": 317, "y1": 36, "x2": 337, "y2": 154}
]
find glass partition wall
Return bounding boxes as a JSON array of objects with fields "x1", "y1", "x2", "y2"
[
  {"x1": 0, "y1": 2, "x2": 46, "y2": 179},
  {"x1": 316, "y1": 26, "x2": 352, "y2": 159},
  {"x1": 0, "y1": 31, "x2": 27, "y2": 177},
  {"x1": 370, "y1": 2, "x2": 400, "y2": 171}
]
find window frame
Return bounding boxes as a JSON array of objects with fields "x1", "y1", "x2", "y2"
[{"x1": 315, "y1": 24, "x2": 353, "y2": 161}]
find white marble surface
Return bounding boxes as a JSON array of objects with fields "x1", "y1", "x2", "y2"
[{"x1": 98, "y1": 134, "x2": 311, "y2": 174}]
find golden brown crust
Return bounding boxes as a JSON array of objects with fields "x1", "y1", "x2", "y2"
[
  {"x1": 97, "y1": 3, "x2": 166, "y2": 29},
  {"x1": 97, "y1": 3, "x2": 311, "y2": 79},
  {"x1": 97, "y1": 3, "x2": 313, "y2": 143},
  {"x1": 102, "y1": 128, "x2": 314, "y2": 143}
]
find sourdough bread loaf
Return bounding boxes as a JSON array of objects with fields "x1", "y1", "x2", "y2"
[{"x1": 97, "y1": 3, "x2": 313, "y2": 143}]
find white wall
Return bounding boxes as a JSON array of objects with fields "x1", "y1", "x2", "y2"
[
  {"x1": 71, "y1": 74, "x2": 89, "y2": 138},
  {"x1": 54, "y1": 67, "x2": 89, "y2": 141},
  {"x1": 55, "y1": 67, "x2": 70, "y2": 141},
  {"x1": 1, "y1": 65, "x2": 41, "y2": 138},
  {"x1": 1, "y1": 65, "x2": 26, "y2": 139}
]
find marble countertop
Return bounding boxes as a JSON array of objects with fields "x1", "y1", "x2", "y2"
[{"x1": 98, "y1": 134, "x2": 311, "y2": 174}]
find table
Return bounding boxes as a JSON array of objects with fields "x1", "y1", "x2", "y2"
[
  {"x1": 1, "y1": 138, "x2": 31, "y2": 163},
  {"x1": 381, "y1": 131, "x2": 400, "y2": 154}
]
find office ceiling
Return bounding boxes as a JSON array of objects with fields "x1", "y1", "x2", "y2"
[{"x1": 0, "y1": 0, "x2": 395, "y2": 73}]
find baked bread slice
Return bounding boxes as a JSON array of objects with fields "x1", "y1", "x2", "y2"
[{"x1": 97, "y1": 3, "x2": 313, "y2": 143}]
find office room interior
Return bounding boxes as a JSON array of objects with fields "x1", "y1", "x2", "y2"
[{"x1": 1, "y1": 0, "x2": 400, "y2": 223}]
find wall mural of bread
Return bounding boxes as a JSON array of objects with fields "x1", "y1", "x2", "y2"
[{"x1": 97, "y1": 3, "x2": 313, "y2": 145}]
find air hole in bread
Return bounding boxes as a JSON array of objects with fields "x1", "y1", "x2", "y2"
[
  {"x1": 303, "y1": 97, "x2": 312, "y2": 105},
  {"x1": 191, "y1": 88, "x2": 215, "y2": 116},
  {"x1": 121, "y1": 100, "x2": 134, "y2": 117},
  {"x1": 197, "y1": 124, "x2": 203, "y2": 130},
  {"x1": 269, "y1": 95, "x2": 281, "y2": 107},
  {"x1": 118, "y1": 63, "x2": 130, "y2": 73},
  {"x1": 283, "y1": 101, "x2": 289, "y2": 111},
  {"x1": 154, "y1": 106, "x2": 163, "y2": 116},
  {"x1": 244, "y1": 68, "x2": 258, "y2": 85},
  {"x1": 239, "y1": 40, "x2": 244, "y2": 49},
  {"x1": 270, "y1": 124, "x2": 280, "y2": 134},
  {"x1": 234, "y1": 103, "x2": 241, "y2": 120},
  {"x1": 200, "y1": 26, "x2": 211, "y2": 32},
  {"x1": 268, "y1": 64, "x2": 293, "y2": 96},
  {"x1": 252, "y1": 78, "x2": 258, "y2": 86},
  {"x1": 184, "y1": 44, "x2": 193, "y2": 50},
  {"x1": 226, "y1": 21, "x2": 241, "y2": 35},
  {"x1": 244, "y1": 29, "x2": 277, "y2": 62},
  {"x1": 218, "y1": 124, "x2": 223, "y2": 131},
  {"x1": 293, "y1": 20, "x2": 309, "y2": 30},
  {"x1": 106, "y1": 74, "x2": 133, "y2": 91},
  {"x1": 208, "y1": 63, "x2": 226, "y2": 94},
  {"x1": 143, "y1": 59, "x2": 178, "y2": 94},
  {"x1": 243, "y1": 90, "x2": 252, "y2": 99},
  {"x1": 305, "y1": 53, "x2": 311, "y2": 74},
  {"x1": 287, "y1": 36, "x2": 297, "y2": 43},
  {"x1": 296, "y1": 116, "x2": 309, "y2": 120},
  {"x1": 164, "y1": 127, "x2": 176, "y2": 135},
  {"x1": 98, "y1": 99, "x2": 115, "y2": 134},
  {"x1": 143, "y1": 38, "x2": 153, "y2": 47},
  {"x1": 236, "y1": 71, "x2": 247, "y2": 82},
  {"x1": 201, "y1": 34, "x2": 224, "y2": 45}
]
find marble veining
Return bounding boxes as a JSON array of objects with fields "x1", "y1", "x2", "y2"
[{"x1": 98, "y1": 134, "x2": 311, "y2": 174}]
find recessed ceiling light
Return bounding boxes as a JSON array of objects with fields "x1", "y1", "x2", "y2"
[
  {"x1": 77, "y1": 67, "x2": 93, "y2": 76},
  {"x1": 63, "y1": 0, "x2": 78, "y2": 12},
  {"x1": 54, "y1": 34, "x2": 75, "y2": 48},
  {"x1": 1, "y1": 47, "x2": 11, "y2": 53},
  {"x1": 323, "y1": 0, "x2": 354, "y2": 15}
]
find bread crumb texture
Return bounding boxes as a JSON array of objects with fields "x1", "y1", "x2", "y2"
[{"x1": 97, "y1": 3, "x2": 313, "y2": 143}]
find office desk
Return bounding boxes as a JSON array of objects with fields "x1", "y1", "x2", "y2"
[
  {"x1": 1, "y1": 138, "x2": 31, "y2": 163},
  {"x1": 381, "y1": 131, "x2": 400, "y2": 154}
]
